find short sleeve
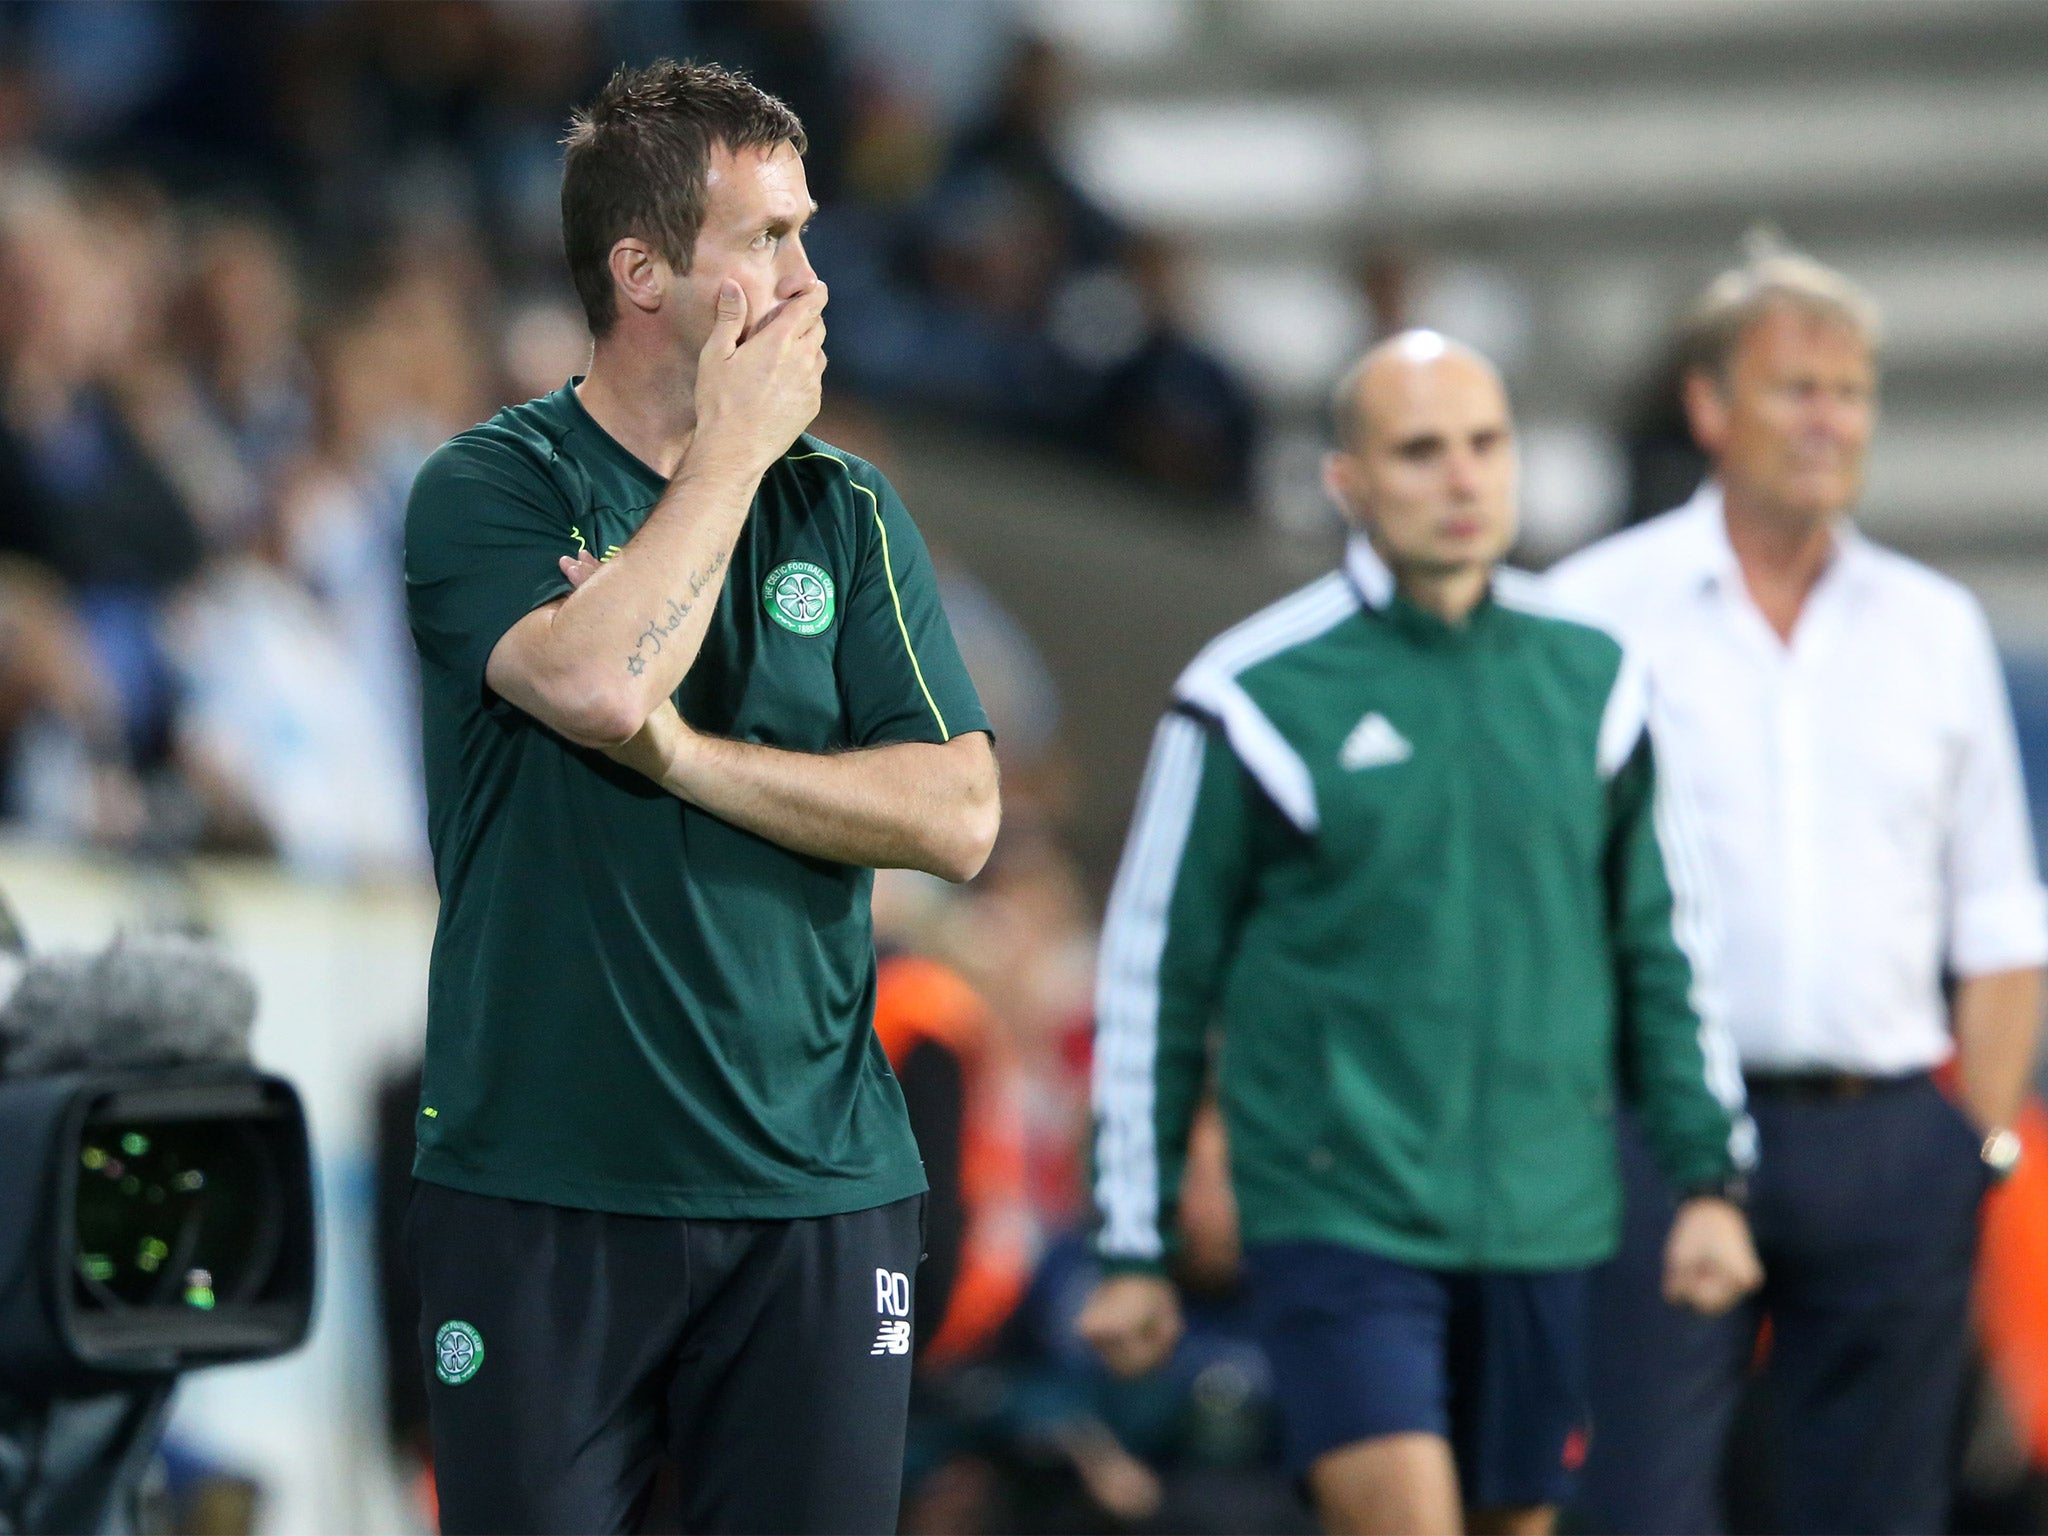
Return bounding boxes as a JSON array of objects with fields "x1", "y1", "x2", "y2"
[
  {"x1": 404, "y1": 436, "x2": 575, "y2": 709},
  {"x1": 836, "y1": 465, "x2": 990, "y2": 748}
]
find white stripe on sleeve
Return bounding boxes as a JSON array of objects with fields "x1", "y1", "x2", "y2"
[
  {"x1": 1092, "y1": 712, "x2": 1208, "y2": 1261},
  {"x1": 1649, "y1": 736, "x2": 1757, "y2": 1169}
]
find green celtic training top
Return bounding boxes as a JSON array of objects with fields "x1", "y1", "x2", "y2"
[{"x1": 403, "y1": 381, "x2": 989, "y2": 1217}]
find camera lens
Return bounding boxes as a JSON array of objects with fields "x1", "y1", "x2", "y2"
[{"x1": 73, "y1": 1120, "x2": 282, "y2": 1314}]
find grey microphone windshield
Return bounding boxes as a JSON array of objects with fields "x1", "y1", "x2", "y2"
[{"x1": 0, "y1": 933, "x2": 257, "y2": 1080}]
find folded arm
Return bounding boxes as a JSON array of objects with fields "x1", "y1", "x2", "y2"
[
  {"x1": 611, "y1": 704, "x2": 999, "y2": 883},
  {"x1": 549, "y1": 541, "x2": 998, "y2": 881}
]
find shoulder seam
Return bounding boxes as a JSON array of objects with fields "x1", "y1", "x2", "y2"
[
  {"x1": 1183, "y1": 572, "x2": 1358, "y2": 684},
  {"x1": 1171, "y1": 572, "x2": 1359, "y2": 834}
]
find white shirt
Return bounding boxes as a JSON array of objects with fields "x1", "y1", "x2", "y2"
[{"x1": 1548, "y1": 484, "x2": 2048, "y2": 1075}]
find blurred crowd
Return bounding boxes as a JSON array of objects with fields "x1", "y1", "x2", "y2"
[{"x1": 0, "y1": 0, "x2": 1257, "y2": 881}]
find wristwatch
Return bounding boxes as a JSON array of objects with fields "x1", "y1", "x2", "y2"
[{"x1": 1981, "y1": 1127, "x2": 2023, "y2": 1183}]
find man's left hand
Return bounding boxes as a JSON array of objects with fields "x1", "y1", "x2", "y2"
[{"x1": 1662, "y1": 1196, "x2": 1763, "y2": 1316}]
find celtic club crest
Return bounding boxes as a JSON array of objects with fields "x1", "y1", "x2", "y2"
[
  {"x1": 435, "y1": 1319, "x2": 484, "y2": 1385},
  {"x1": 763, "y1": 560, "x2": 836, "y2": 636}
]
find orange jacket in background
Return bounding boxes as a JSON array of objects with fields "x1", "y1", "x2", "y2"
[
  {"x1": 873, "y1": 954, "x2": 1036, "y2": 1366},
  {"x1": 1976, "y1": 1095, "x2": 2048, "y2": 1468}
]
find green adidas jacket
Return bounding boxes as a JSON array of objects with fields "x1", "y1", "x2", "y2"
[{"x1": 1092, "y1": 539, "x2": 1751, "y2": 1273}]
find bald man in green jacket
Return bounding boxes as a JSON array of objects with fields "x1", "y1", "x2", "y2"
[{"x1": 1081, "y1": 334, "x2": 1762, "y2": 1536}]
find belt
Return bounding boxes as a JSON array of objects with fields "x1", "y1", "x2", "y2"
[{"x1": 1743, "y1": 1069, "x2": 1927, "y2": 1102}]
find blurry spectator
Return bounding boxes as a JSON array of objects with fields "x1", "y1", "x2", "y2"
[
  {"x1": 0, "y1": 167, "x2": 207, "y2": 773},
  {"x1": 281, "y1": 238, "x2": 496, "y2": 763},
  {"x1": 944, "y1": 821, "x2": 1097, "y2": 1234},
  {"x1": 872, "y1": 155, "x2": 1095, "y2": 435},
  {"x1": 943, "y1": 36, "x2": 1119, "y2": 273},
  {"x1": 6, "y1": 0, "x2": 182, "y2": 145},
  {"x1": 1081, "y1": 235, "x2": 1257, "y2": 502},
  {"x1": 936, "y1": 560, "x2": 1070, "y2": 809},
  {"x1": 499, "y1": 296, "x2": 591, "y2": 405},
  {"x1": 1613, "y1": 338, "x2": 1710, "y2": 530},
  {"x1": 827, "y1": 0, "x2": 1019, "y2": 142},
  {"x1": 0, "y1": 558, "x2": 144, "y2": 845},
  {"x1": 872, "y1": 765, "x2": 1263, "y2": 1532},
  {"x1": 162, "y1": 518, "x2": 427, "y2": 878},
  {"x1": 87, "y1": 175, "x2": 264, "y2": 542},
  {"x1": 686, "y1": 1, "x2": 856, "y2": 205},
  {"x1": 0, "y1": 57, "x2": 40, "y2": 163},
  {"x1": 365, "y1": 230, "x2": 499, "y2": 451},
  {"x1": 902, "y1": 1107, "x2": 1308, "y2": 1536},
  {"x1": 825, "y1": 30, "x2": 1257, "y2": 507},
  {"x1": 896, "y1": 1081, "x2": 1307, "y2": 1535},
  {"x1": 174, "y1": 210, "x2": 313, "y2": 477},
  {"x1": 839, "y1": 81, "x2": 948, "y2": 211},
  {"x1": 1357, "y1": 248, "x2": 1420, "y2": 341},
  {"x1": 272, "y1": 3, "x2": 605, "y2": 269},
  {"x1": 0, "y1": 169, "x2": 201, "y2": 579},
  {"x1": 270, "y1": 315, "x2": 418, "y2": 783},
  {"x1": 471, "y1": 4, "x2": 610, "y2": 271},
  {"x1": 153, "y1": 256, "x2": 474, "y2": 877},
  {"x1": 1550, "y1": 254, "x2": 2048, "y2": 1536},
  {"x1": 881, "y1": 36, "x2": 1115, "y2": 443},
  {"x1": 113, "y1": 2, "x2": 298, "y2": 204}
]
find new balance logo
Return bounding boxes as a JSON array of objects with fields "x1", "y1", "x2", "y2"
[
  {"x1": 870, "y1": 1268, "x2": 912, "y2": 1356},
  {"x1": 1340, "y1": 712, "x2": 1412, "y2": 771}
]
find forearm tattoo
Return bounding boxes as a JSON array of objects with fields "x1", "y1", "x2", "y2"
[{"x1": 624, "y1": 551, "x2": 728, "y2": 676}]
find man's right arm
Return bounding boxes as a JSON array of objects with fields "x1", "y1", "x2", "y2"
[
  {"x1": 1604, "y1": 728, "x2": 1763, "y2": 1315},
  {"x1": 1942, "y1": 597, "x2": 2048, "y2": 1136},
  {"x1": 1082, "y1": 713, "x2": 1258, "y2": 1376},
  {"x1": 485, "y1": 280, "x2": 827, "y2": 748}
]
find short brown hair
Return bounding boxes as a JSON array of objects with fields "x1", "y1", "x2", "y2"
[
  {"x1": 560, "y1": 60, "x2": 806, "y2": 337},
  {"x1": 1677, "y1": 252, "x2": 1880, "y2": 385}
]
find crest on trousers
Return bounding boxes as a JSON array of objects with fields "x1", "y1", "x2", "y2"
[{"x1": 435, "y1": 1319, "x2": 485, "y2": 1385}]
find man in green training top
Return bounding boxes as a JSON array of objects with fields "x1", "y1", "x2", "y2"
[
  {"x1": 402, "y1": 61, "x2": 997, "y2": 1536},
  {"x1": 1079, "y1": 332, "x2": 1759, "y2": 1536}
]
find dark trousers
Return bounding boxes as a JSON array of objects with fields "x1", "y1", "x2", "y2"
[
  {"x1": 1573, "y1": 1075, "x2": 1988, "y2": 1535},
  {"x1": 408, "y1": 1181, "x2": 924, "y2": 1536}
]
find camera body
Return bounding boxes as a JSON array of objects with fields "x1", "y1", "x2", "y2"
[{"x1": 0, "y1": 1067, "x2": 316, "y2": 1396}]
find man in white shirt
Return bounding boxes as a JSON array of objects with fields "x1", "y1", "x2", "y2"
[{"x1": 1548, "y1": 253, "x2": 2048, "y2": 1535}]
